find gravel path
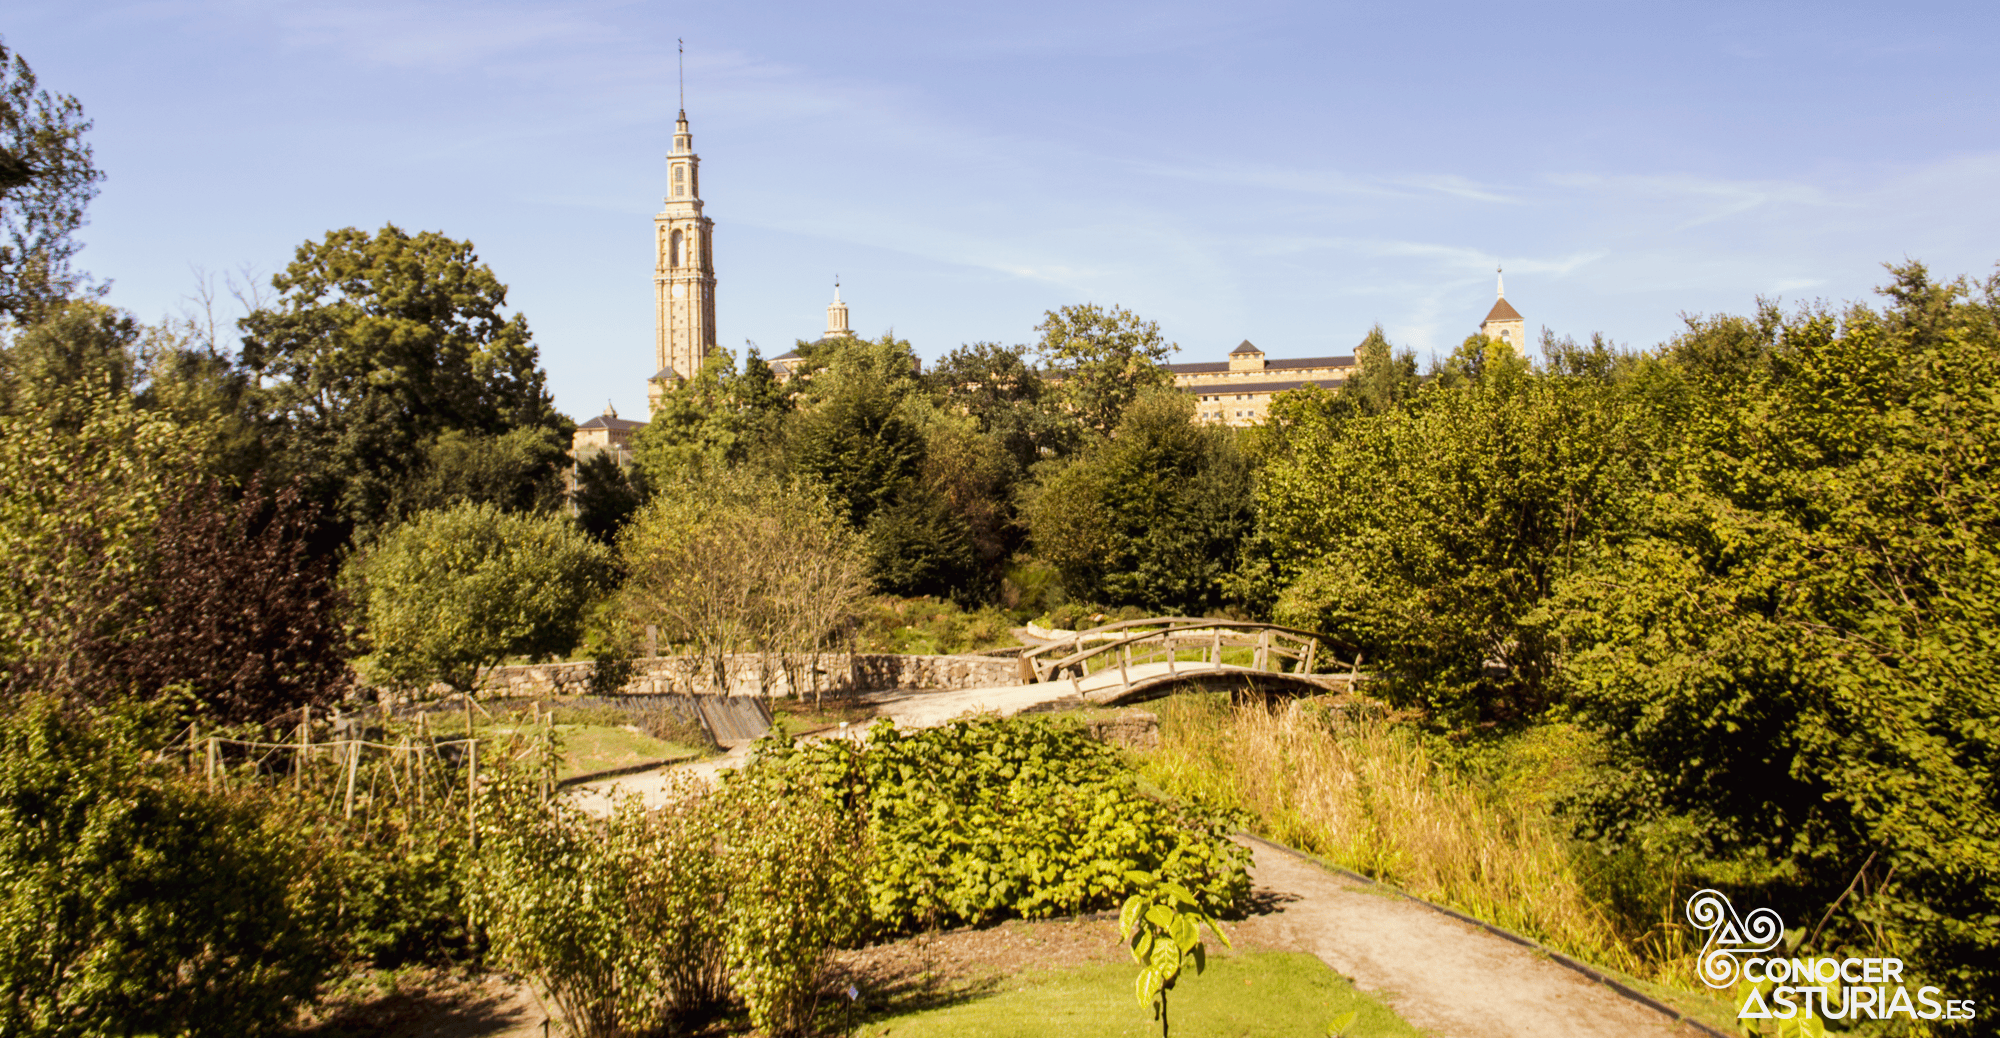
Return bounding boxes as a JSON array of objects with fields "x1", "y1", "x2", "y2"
[{"x1": 1238, "y1": 838, "x2": 1705, "y2": 1038}]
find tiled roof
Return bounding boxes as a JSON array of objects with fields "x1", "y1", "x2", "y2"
[
  {"x1": 1165, "y1": 361, "x2": 1229, "y2": 373},
  {"x1": 1268, "y1": 355, "x2": 1356, "y2": 370},
  {"x1": 1230, "y1": 339, "x2": 1263, "y2": 355},
  {"x1": 650, "y1": 366, "x2": 680, "y2": 381},
  {"x1": 1483, "y1": 297, "x2": 1523, "y2": 323},
  {"x1": 577, "y1": 414, "x2": 647, "y2": 431}
]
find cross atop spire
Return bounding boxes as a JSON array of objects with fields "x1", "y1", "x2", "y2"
[
  {"x1": 678, "y1": 38, "x2": 685, "y2": 115},
  {"x1": 1497, "y1": 264, "x2": 1506, "y2": 299}
]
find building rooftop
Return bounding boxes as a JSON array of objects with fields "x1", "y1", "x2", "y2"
[{"x1": 1484, "y1": 297, "x2": 1523, "y2": 323}]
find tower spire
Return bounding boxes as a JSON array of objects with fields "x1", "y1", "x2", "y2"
[
  {"x1": 677, "y1": 38, "x2": 685, "y2": 116},
  {"x1": 826, "y1": 275, "x2": 852, "y2": 339}
]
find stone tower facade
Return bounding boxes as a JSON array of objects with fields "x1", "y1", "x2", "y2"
[
  {"x1": 1479, "y1": 268, "x2": 1525, "y2": 354},
  {"x1": 824, "y1": 282, "x2": 854, "y2": 339},
  {"x1": 650, "y1": 109, "x2": 716, "y2": 411}
]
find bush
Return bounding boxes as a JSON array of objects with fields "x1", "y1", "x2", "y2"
[
  {"x1": 350, "y1": 502, "x2": 612, "y2": 694},
  {"x1": 714, "y1": 757, "x2": 870, "y2": 1036},
  {"x1": 0, "y1": 699, "x2": 332, "y2": 1036},
  {"x1": 474, "y1": 747, "x2": 861, "y2": 1038},
  {"x1": 750, "y1": 715, "x2": 1251, "y2": 933}
]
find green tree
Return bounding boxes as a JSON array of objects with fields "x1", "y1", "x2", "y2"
[
  {"x1": 1254, "y1": 348, "x2": 1647, "y2": 724},
  {"x1": 783, "y1": 333, "x2": 928, "y2": 532},
  {"x1": 927, "y1": 340, "x2": 1077, "y2": 469},
  {"x1": 0, "y1": 698, "x2": 331, "y2": 1036},
  {"x1": 1022, "y1": 388, "x2": 1251, "y2": 613},
  {"x1": 1033, "y1": 304, "x2": 1176, "y2": 437},
  {"x1": 1546, "y1": 263, "x2": 2000, "y2": 1006},
  {"x1": 0, "y1": 36, "x2": 104, "y2": 322},
  {"x1": 632, "y1": 347, "x2": 791, "y2": 484},
  {"x1": 572, "y1": 451, "x2": 649, "y2": 544},
  {"x1": 350, "y1": 503, "x2": 611, "y2": 695},
  {"x1": 621, "y1": 471, "x2": 869, "y2": 695},
  {"x1": 239, "y1": 224, "x2": 570, "y2": 533}
]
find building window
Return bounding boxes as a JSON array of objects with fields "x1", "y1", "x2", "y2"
[{"x1": 670, "y1": 229, "x2": 683, "y2": 267}]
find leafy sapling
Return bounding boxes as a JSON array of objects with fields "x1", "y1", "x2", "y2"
[{"x1": 1120, "y1": 869, "x2": 1232, "y2": 1038}]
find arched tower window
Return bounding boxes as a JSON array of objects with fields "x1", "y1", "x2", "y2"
[
  {"x1": 670, "y1": 229, "x2": 683, "y2": 267},
  {"x1": 673, "y1": 165, "x2": 686, "y2": 197}
]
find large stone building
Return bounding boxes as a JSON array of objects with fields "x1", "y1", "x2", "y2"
[
  {"x1": 647, "y1": 108, "x2": 718, "y2": 414},
  {"x1": 1174, "y1": 273, "x2": 1527, "y2": 427},
  {"x1": 1173, "y1": 340, "x2": 1358, "y2": 427}
]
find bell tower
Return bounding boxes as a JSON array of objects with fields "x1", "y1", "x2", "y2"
[{"x1": 651, "y1": 107, "x2": 717, "y2": 411}]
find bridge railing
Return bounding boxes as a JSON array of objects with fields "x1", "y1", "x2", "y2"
[{"x1": 1016, "y1": 617, "x2": 1356, "y2": 688}]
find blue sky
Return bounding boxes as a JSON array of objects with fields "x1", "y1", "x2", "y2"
[{"x1": 10, "y1": 1, "x2": 1999, "y2": 419}]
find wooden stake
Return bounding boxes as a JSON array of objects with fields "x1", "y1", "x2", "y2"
[
  {"x1": 467, "y1": 737, "x2": 479, "y2": 849},
  {"x1": 204, "y1": 733, "x2": 216, "y2": 787},
  {"x1": 1302, "y1": 638, "x2": 1318, "y2": 675},
  {"x1": 301, "y1": 705, "x2": 312, "y2": 789},
  {"x1": 343, "y1": 738, "x2": 361, "y2": 820}
]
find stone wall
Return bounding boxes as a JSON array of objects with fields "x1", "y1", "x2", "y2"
[{"x1": 469, "y1": 652, "x2": 1020, "y2": 700}]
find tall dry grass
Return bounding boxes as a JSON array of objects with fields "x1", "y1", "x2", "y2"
[{"x1": 1141, "y1": 694, "x2": 1697, "y2": 985}]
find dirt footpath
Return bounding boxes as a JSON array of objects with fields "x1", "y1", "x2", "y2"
[{"x1": 1236, "y1": 839, "x2": 1704, "y2": 1038}]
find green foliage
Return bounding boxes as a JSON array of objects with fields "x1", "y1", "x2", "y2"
[
  {"x1": 392, "y1": 425, "x2": 572, "y2": 517},
  {"x1": 1023, "y1": 388, "x2": 1253, "y2": 613},
  {"x1": 1252, "y1": 338, "x2": 1649, "y2": 725},
  {"x1": 716, "y1": 754, "x2": 871, "y2": 1036},
  {"x1": 854, "y1": 595, "x2": 1019, "y2": 655},
  {"x1": 748, "y1": 715, "x2": 1252, "y2": 934},
  {"x1": 620, "y1": 469, "x2": 870, "y2": 691},
  {"x1": 0, "y1": 35, "x2": 104, "y2": 321},
  {"x1": 1547, "y1": 263, "x2": 2000, "y2": 1007},
  {"x1": 239, "y1": 223, "x2": 569, "y2": 533},
  {"x1": 784, "y1": 332, "x2": 928, "y2": 531},
  {"x1": 476, "y1": 761, "x2": 862, "y2": 1038},
  {"x1": 1120, "y1": 868, "x2": 1231, "y2": 1038},
  {"x1": 0, "y1": 353, "x2": 204, "y2": 698},
  {"x1": 1033, "y1": 303, "x2": 1176, "y2": 437},
  {"x1": 351, "y1": 502, "x2": 611, "y2": 693},
  {"x1": 572, "y1": 449, "x2": 648, "y2": 544},
  {"x1": 0, "y1": 698, "x2": 330, "y2": 1036},
  {"x1": 926, "y1": 340, "x2": 1078, "y2": 471},
  {"x1": 632, "y1": 347, "x2": 789, "y2": 484},
  {"x1": 473, "y1": 767, "x2": 716, "y2": 1037}
]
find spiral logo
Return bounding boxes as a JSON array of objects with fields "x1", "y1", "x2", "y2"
[{"x1": 1686, "y1": 889, "x2": 1784, "y2": 989}]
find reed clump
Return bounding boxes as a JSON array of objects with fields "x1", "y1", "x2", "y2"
[{"x1": 1140, "y1": 693, "x2": 1695, "y2": 985}]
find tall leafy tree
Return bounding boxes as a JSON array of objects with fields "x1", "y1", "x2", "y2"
[
  {"x1": 1032, "y1": 304, "x2": 1175, "y2": 437},
  {"x1": 1548, "y1": 263, "x2": 2000, "y2": 1004},
  {"x1": 926, "y1": 341, "x2": 1076, "y2": 469},
  {"x1": 1254, "y1": 345, "x2": 1649, "y2": 724},
  {"x1": 0, "y1": 36, "x2": 104, "y2": 323},
  {"x1": 1022, "y1": 388, "x2": 1251, "y2": 613},
  {"x1": 239, "y1": 224, "x2": 570, "y2": 533}
]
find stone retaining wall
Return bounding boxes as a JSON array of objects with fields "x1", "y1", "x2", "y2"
[{"x1": 470, "y1": 652, "x2": 1020, "y2": 699}]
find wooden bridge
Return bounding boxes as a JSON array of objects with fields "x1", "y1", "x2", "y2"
[{"x1": 1012, "y1": 617, "x2": 1361, "y2": 705}]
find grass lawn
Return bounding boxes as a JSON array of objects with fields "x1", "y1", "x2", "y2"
[
  {"x1": 552, "y1": 724, "x2": 705, "y2": 780},
  {"x1": 863, "y1": 952, "x2": 1420, "y2": 1038}
]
